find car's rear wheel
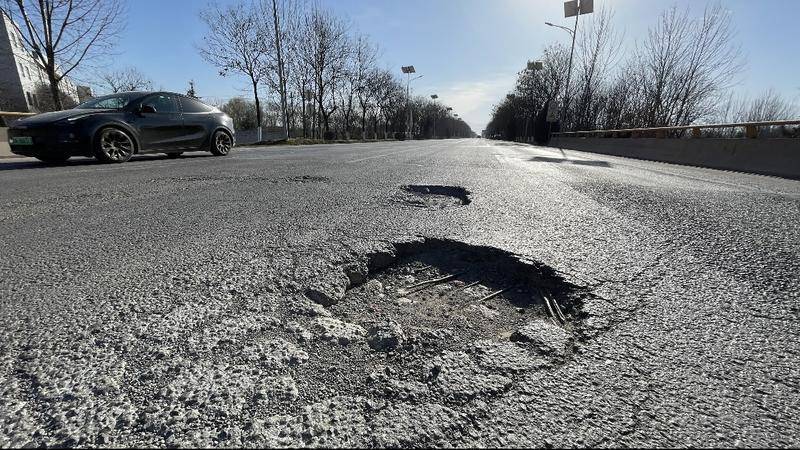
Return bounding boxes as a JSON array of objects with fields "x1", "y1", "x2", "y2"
[
  {"x1": 95, "y1": 127, "x2": 134, "y2": 163},
  {"x1": 165, "y1": 152, "x2": 183, "y2": 159},
  {"x1": 210, "y1": 130, "x2": 232, "y2": 156},
  {"x1": 35, "y1": 153, "x2": 70, "y2": 164}
]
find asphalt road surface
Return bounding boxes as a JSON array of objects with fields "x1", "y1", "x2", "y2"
[{"x1": 1, "y1": 139, "x2": 798, "y2": 447}]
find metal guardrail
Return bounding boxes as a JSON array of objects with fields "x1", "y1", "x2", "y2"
[
  {"x1": 554, "y1": 119, "x2": 800, "y2": 139},
  {"x1": 0, "y1": 111, "x2": 35, "y2": 127}
]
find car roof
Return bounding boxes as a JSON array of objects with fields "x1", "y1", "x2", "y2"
[{"x1": 110, "y1": 91, "x2": 213, "y2": 107}]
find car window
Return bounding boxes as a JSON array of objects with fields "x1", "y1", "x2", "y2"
[
  {"x1": 143, "y1": 94, "x2": 179, "y2": 113},
  {"x1": 180, "y1": 97, "x2": 213, "y2": 113},
  {"x1": 77, "y1": 94, "x2": 137, "y2": 110}
]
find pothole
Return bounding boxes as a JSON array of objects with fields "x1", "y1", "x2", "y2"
[
  {"x1": 395, "y1": 185, "x2": 471, "y2": 208},
  {"x1": 329, "y1": 238, "x2": 584, "y2": 353},
  {"x1": 295, "y1": 237, "x2": 590, "y2": 406}
]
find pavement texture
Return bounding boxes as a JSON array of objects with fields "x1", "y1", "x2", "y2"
[{"x1": 0, "y1": 139, "x2": 798, "y2": 448}]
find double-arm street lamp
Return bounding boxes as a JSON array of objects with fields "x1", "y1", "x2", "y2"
[
  {"x1": 402, "y1": 65, "x2": 423, "y2": 139},
  {"x1": 545, "y1": 0, "x2": 593, "y2": 129}
]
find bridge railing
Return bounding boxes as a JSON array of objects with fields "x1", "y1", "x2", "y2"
[{"x1": 553, "y1": 119, "x2": 800, "y2": 139}]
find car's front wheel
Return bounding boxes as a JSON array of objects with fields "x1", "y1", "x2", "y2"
[
  {"x1": 210, "y1": 130, "x2": 233, "y2": 156},
  {"x1": 95, "y1": 127, "x2": 135, "y2": 163}
]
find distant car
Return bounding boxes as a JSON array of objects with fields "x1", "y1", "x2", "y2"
[{"x1": 8, "y1": 91, "x2": 235, "y2": 163}]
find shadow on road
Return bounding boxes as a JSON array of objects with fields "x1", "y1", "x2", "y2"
[
  {"x1": 0, "y1": 153, "x2": 214, "y2": 171},
  {"x1": 529, "y1": 156, "x2": 612, "y2": 167}
]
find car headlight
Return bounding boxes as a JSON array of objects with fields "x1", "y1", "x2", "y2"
[{"x1": 55, "y1": 115, "x2": 91, "y2": 125}]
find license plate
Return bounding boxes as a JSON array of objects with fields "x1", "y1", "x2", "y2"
[{"x1": 10, "y1": 136, "x2": 33, "y2": 145}]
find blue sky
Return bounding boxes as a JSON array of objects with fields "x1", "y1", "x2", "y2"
[{"x1": 107, "y1": 0, "x2": 799, "y2": 132}]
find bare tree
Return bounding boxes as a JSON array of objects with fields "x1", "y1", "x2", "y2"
[
  {"x1": 32, "y1": 81, "x2": 76, "y2": 112},
  {"x1": 636, "y1": 3, "x2": 743, "y2": 127},
  {"x1": 337, "y1": 55, "x2": 356, "y2": 139},
  {"x1": 260, "y1": 0, "x2": 295, "y2": 138},
  {"x1": 198, "y1": 0, "x2": 268, "y2": 139},
  {"x1": 513, "y1": 43, "x2": 570, "y2": 138},
  {"x1": 220, "y1": 97, "x2": 260, "y2": 130},
  {"x1": 742, "y1": 90, "x2": 796, "y2": 122},
  {"x1": 194, "y1": 0, "x2": 474, "y2": 141},
  {"x1": 572, "y1": 6, "x2": 622, "y2": 130},
  {"x1": 2, "y1": 0, "x2": 125, "y2": 110},
  {"x1": 297, "y1": 5, "x2": 350, "y2": 138},
  {"x1": 717, "y1": 89, "x2": 797, "y2": 123},
  {"x1": 97, "y1": 67, "x2": 152, "y2": 93},
  {"x1": 351, "y1": 35, "x2": 378, "y2": 139},
  {"x1": 368, "y1": 69, "x2": 401, "y2": 139}
]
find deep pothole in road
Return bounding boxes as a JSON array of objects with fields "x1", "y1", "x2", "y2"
[
  {"x1": 336, "y1": 238, "x2": 582, "y2": 347},
  {"x1": 394, "y1": 185, "x2": 471, "y2": 209},
  {"x1": 298, "y1": 238, "x2": 589, "y2": 407}
]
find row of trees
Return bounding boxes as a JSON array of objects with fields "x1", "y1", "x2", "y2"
[
  {"x1": 198, "y1": 0, "x2": 473, "y2": 140},
  {"x1": 486, "y1": 3, "x2": 797, "y2": 140},
  {"x1": 1, "y1": 0, "x2": 474, "y2": 140}
]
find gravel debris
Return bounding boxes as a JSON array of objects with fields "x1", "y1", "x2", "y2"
[
  {"x1": 510, "y1": 320, "x2": 572, "y2": 357},
  {"x1": 312, "y1": 317, "x2": 367, "y2": 345},
  {"x1": 366, "y1": 320, "x2": 406, "y2": 352}
]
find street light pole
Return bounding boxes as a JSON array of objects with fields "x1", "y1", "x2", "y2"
[
  {"x1": 446, "y1": 107, "x2": 453, "y2": 138},
  {"x1": 401, "y1": 66, "x2": 423, "y2": 140},
  {"x1": 430, "y1": 94, "x2": 438, "y2": 139},
  {"x1": 546, "y1": 0, "x2": 593, "y2": 131},
  {"x1": 563, "y1": 12, "x2": 578, "y2": 130}
]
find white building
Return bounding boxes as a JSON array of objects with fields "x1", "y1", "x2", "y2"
[{"x1": 0, "y1": 10, "x2": 86, "y2": 112}]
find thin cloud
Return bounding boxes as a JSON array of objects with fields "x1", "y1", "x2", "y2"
[{"x1": 434, "y1": 74, "x2": 517, "y2": 132}]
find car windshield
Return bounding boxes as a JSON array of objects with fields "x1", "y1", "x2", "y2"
[{"x1": 76, "y1": 93, "x2": 143, "y2": 110}]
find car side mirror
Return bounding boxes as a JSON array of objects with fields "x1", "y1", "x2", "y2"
[{"x1": 140, "y1": 104, "x2": 157, "y2": 114}]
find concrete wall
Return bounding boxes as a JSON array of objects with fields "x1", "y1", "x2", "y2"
[
  {"x1": 235, "y1": 128, "x2": 287, "y2": 145},
  {"x1": 550, "y1": 137, "x2": 800, "y2": 179},
  {"x1": 0, "y1": 128, "x2": 12, "y2": 158}
]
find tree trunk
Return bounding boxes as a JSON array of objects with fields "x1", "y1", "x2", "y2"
[
  {"x1": 45, "y1": 64, "x2": 63, "y2": 111},
  {"x1": 361, "y1": 109, "x2": 367, "y2": 140},
  {"x1": 272, "y1": 0, "x2": 289, "y2": 139},
  {"x1": 252, "y1": 79, "x2": 262, "y2": 141},
  {"x1": 301, "y1": 91, "x2": 307, "y2": 138}
]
